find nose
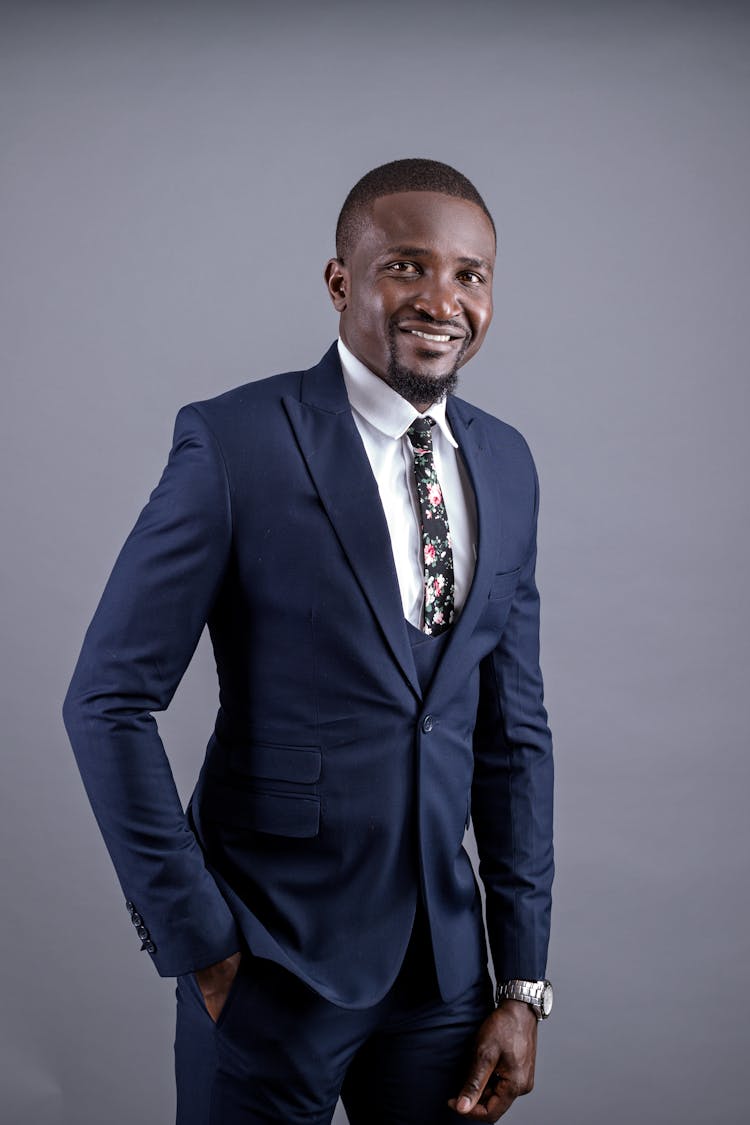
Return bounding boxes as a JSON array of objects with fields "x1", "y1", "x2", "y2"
[{"x1": 412, "y1": 274, "x2": 461, "y2": 322}]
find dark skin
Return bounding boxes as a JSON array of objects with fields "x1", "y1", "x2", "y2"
[
  {"x1": 196, "y1": 191, "x2": 538, "y2": 1120},
  {"x1": 325, "y1": 190, "x2": 495, "y2": 412},
  {"x1": 447, "y1": 1000, "x2": 538, "y2": 1120},
  {"x1": 194, "y1": 950, "x2": 242, "y2": 1023}
]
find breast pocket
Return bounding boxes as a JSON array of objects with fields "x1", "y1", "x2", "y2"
[
  {"x1": 481, "y1": 566, "x2": 522, "y2": 636},
  {"x1": 488, "y1": 566, "x2": 521, "y2": 601}
]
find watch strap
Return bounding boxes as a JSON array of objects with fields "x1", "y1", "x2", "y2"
[{"x1": 495, "y1": 978, "x2": 553, "y2": 1019}]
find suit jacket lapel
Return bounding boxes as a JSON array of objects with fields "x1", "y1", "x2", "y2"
[
  {"x1": 283, "y1": 345, "x2": 421, "y2": 699},
  {"x1": 424, "y1": 397, "x2": 502, "y2": 708}
]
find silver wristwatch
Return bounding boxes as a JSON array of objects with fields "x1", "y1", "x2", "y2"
[{"x1": 495, "y1": 979, "x2": 553, "y2": 1020}]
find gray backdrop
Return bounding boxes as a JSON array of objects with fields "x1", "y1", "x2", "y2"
[{"x1": 2, "y1": 1, "x2": 749, "y2": 1122}]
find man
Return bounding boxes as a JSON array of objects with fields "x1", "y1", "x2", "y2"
[{"x1": 63, "y1": 158, "x2": 554, "y2": 1124}]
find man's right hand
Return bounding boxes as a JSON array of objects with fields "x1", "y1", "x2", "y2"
[{"x1": 194, "y1": 951, "x2": 242, "y2": 1023}]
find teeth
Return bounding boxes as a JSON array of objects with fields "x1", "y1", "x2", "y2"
[{"x1": 409, "y1": 330, "x2": 452, "y2": 342}]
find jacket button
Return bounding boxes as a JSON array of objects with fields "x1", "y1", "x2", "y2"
[
  {"x1": 421, "y1": 714, "x2": 434, "y2": 733},
  {"x1": 125, "y1": 901, "x2": 134, "y2": 914},
  {"x1": 143, "y1": 941, "x2": 156, "y2": 954},
  {"x1": 137, "y1": 925, "x2": 149, "y2": 940},
  {"x1": 131, "y1": 913, "x2": 142, "y2": 927}
]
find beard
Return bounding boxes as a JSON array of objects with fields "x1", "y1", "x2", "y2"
[{"x1": 385, "y1": 321, "x2": 471, "y2": 407}]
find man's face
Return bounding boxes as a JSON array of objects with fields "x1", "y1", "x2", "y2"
[{"x1": 325, "y1": 191, "x2": 495, "y2": 408}]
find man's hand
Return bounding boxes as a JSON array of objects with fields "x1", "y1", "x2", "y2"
[
  {"x1": 448, "y1": 1000, "x2": 538, "y2": 1121},
  {"x1": 194, "y1": 951, "x2": 242, "y2": 1023}
]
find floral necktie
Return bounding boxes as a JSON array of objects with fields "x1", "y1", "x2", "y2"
[{"x1": 406, "y1": 416, "x2": 455, "y2": 636}]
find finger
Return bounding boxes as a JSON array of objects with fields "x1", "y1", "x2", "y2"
[
  {"x1": 448, "y1": 1053, "x2": 498, "y2": 1116},
  {"x1": 478, "y1": 1085, "x2": 517, "y2": 1121},
  {"x1": 448, "y1": 1082, "x2": 517, "y2": 1122}
]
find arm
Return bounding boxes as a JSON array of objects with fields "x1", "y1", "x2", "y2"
[
  {"x1": 453, "y1": 458, "x2": 554, "y2": 1119},
  {"x1": 471, "y1": 536, "x2": 554, "y2": 981},
  {"x1": 62, "y1": 405, "x2": 241, "y2": 977}
]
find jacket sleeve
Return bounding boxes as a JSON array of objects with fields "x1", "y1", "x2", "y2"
[
  {"x1": 62, "y1": 404, "x2": 242, "y2": 977},
  {"x1": 471, "y1": 455, "x2": 554, "y2": 982}
]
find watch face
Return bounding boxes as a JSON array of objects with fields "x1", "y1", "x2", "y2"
[{"x1": 541, "y1": 982, "x2": 553, "y2": 1016}]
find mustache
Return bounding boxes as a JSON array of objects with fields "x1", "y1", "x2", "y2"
[{"x1": 395, "y1": 312, "x2": 470, "y2": 338}]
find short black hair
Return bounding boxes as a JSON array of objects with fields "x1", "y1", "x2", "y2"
[{"x1": 335, "y1": 158, "x2": 495, "y2": 262}]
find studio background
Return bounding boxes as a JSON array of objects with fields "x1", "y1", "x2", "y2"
[{"x1": 2, "y1": 2, "x2": 748, "y2": 1122}]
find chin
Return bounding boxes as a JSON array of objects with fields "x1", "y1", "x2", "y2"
[
  {"x1": 386, "y1": 362, "x2": 459, "y2": 407},
  {"x1": 414, "y1": 360, "x2": 453, "y2": 375},
  {"x1": 397, "y1": 348, "x2": 453, "y2": 376}
]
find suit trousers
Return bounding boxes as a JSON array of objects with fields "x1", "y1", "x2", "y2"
[{"x1": 174, "y1": 906, "x2": 493, "y2": 1125}]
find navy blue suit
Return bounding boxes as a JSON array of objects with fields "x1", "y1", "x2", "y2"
[{"x1": 63, "y1": 343, "x2": 553, "y2": 1020}]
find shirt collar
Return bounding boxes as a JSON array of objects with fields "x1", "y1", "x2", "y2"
[{"x1": 337, "y1": 337, "x2": 458, "y2": 448}]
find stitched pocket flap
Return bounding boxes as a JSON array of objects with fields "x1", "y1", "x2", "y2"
[
  {"x1": 200, "y1": 781, "x2": 320, "y2": 838},
  {"x1": 230, "y1": 743, "x2": 321, "y2": 783}
]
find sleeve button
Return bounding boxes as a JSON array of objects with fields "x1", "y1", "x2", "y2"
[{"x1": 421, "y1": 715, "x2": 434, "y2": 733}]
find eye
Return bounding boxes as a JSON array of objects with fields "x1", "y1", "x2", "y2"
[
  {"x1": 458, "y1": 270, "x2": 485, "y2": 285},
  {"x1": 387, "y1": 261, "x2": 420, "y2": 274}
]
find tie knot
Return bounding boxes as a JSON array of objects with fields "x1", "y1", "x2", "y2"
[{"x1": 407, "y1": 415, "x2": 436, "y2": 450}]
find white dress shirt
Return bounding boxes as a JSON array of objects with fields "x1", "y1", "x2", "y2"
[{"x1": 338, "y1": 338, "x2": 477, "y2": 630}]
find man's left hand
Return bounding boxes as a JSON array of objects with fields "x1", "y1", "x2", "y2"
[
  {"x1": 194, "y1": 951, "x2": 242, "y2": 1024},
  {"x1": 448, "y1": 1000, "x2": 538, "y2": 1120}
]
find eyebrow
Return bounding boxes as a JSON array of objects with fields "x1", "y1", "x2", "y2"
[
  {"x1": 458, "y1": 256, "x2": 493, "y2": 272},
  {"x1": 383, "y1": 246, "x2": 493, "y2": 272}
]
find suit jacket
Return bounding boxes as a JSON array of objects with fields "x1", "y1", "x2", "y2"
[{"x1": 62, "y1": 342, "x2": 554, "y2": 1010}]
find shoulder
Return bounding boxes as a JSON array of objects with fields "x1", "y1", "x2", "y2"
[{"x1": 179, "y1": 367, "x2": 305, "y2": 432}]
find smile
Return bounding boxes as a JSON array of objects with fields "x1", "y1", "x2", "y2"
[{"x1": 408, "y1": 330, "x2": 453, "y2": 343}]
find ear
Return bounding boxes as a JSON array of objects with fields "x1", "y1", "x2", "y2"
[{"x1": 324, "y1": 258, "x2": 349, "y2": 312}]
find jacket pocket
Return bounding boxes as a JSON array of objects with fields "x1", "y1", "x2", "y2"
[
  {"x1": 199, "y1": 778, "x2": 320, "y2": 839},
  {"x1": 228, "y1": 742, "x2": 321, "y2": 783},
  {"x1": 488, "y1": 566, "x2": 521, "y2": 601}
]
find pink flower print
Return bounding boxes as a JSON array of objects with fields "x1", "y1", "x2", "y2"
[
  {"x1": 433, "y1": 610, "x2": 444, "y2": 625},
  {"x1": 427, "y1": 483, "x2": 442, "y2": 508},
  {"x1": 433, "y1": 574, "x2": 444, "y2": 597},
  {"x1": 424, "y1": 542, "x2": 437, "y2": 566}
]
